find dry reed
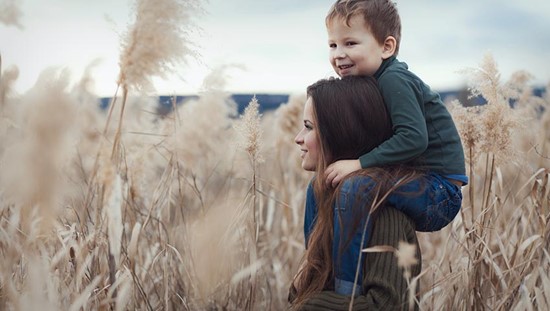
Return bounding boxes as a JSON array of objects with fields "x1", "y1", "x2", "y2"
[{"x1": 117, "y1": 0, "x2": 199, "y2": 92}]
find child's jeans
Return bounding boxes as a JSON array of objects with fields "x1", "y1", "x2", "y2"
[
  {"x1": 387, "y1": 172, "x2": 465, "y2": 232},
  {"x1": 303, "y1": 172, "x2": 465, "y2": 241}
]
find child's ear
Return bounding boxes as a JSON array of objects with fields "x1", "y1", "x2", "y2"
[{"x1": 381, "y1": 36, "x2": 397, "y2": 59}]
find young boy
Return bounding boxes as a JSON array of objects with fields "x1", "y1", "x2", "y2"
[{"x1": 323, "y1": 0, "x2": 468, "y2": 232}]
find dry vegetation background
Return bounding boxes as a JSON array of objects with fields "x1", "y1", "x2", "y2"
[{"x1": 1, "y1": 0, "x2": 550, "y2": 310}]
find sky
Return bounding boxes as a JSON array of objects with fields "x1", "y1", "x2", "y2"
[{"x1": 1, "y1": 0, "x2": 549, "y2": 97}]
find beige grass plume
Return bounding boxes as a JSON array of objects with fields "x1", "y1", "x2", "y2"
[
  {"x1": 0, "y1": 68, "x2": 77, "y2": 234},
  {"x1": 184, "y1": 200, "x2": 250, "y2": 304},
  {"x1": 0, "y1": 0, "x2": 24, "y2": 29},
  {"x1": 395, "y1": 241, "x2": 418, "y2": 278},
  {"x1": 448, "y1": 101, "x2": 484, "y2": 164},
  {"x1": 234, "y1": 96, "x2": 264, "y2": 164},
  {"x1": 162, "y1": 66, "x2": 237, "y2": 181},
  {"x1": 457, "y1": 53, "x2": 527, "y2": 166},
  {"x1": 109, "y1": 0, "x2": 201, "y2": 162},
  {"x1": 117, "y1": 0, "x2": 200, "y2": 92}
]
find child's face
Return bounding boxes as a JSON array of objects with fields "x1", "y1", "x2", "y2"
[
  {"x1": 327, "y1": 15, "x2": 388, "y2": 77},
  {"x1": 295, "y1": 97, "x2": 319, "y2": 172}
]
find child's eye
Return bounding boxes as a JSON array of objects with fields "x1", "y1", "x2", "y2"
[
  {"x1": 346, "y1": 41, "x2": 356, "y2": 46},
  {"x1": 329, "y1": 43, "x2": 336, "y2": 48}
]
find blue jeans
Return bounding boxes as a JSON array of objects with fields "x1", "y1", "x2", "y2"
[{"x1": 386, "y1": 172, "x2": 463, "y2": 232}]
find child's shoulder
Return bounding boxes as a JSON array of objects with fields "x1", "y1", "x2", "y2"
[
  {"x1": 378, "y1": 58, "x2": 425, "y2": 88},
  {"x1": 379, "y1": 58, "x2": 412, "y2": 78}
]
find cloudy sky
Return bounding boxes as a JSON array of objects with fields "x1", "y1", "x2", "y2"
[{"x1": 1, "y1": 0, "x2": 549, "y2": 97}]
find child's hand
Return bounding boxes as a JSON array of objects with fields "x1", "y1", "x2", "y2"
[{"x1": 325, "y1": 159, "x2": 361, "y2": 187}]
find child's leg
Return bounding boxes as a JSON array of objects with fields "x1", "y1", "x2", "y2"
[{"x1": 387, "y1": 173, "x2": 463, "y2": 232}]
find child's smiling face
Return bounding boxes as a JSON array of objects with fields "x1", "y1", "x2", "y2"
[{"x1": 327, "y1": 15, "x2": 389, "y2": 77}]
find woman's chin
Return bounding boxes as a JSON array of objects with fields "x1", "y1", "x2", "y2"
[{"x1": 301, "y1": 162, "x2": 316, "y2": 172}]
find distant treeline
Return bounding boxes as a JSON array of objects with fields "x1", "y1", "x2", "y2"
[{"x1": 100, "y1": 87, "x2": 546, "y2": 116}]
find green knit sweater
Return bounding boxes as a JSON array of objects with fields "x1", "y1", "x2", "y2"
[
  {"x1": 360, "y1": 56, "x2": 466, "y2": 176},
  {"x1": 295, "y1": 206, "x2": 422, "y2": 310}
]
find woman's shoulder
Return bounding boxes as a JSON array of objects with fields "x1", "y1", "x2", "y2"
[{"x1": 339, "y1": 175, "x2": 375, "y2": 194}]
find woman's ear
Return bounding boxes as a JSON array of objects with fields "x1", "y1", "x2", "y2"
[{"x1": 381, "y1": 36, "x2": 397, "y2": 59}]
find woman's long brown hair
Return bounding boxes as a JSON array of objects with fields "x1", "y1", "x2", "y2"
[{"x1": 292, "y1": 76, "x2": 417, "y2": 307}]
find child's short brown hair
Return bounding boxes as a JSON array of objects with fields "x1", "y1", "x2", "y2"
[{"x1": 326, "y1": 0, "x2": 402, "y2": 55}]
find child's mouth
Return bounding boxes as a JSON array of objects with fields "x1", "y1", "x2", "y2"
[{"x1": 338, "y1": 64, "x2": 353, "y2": 70}]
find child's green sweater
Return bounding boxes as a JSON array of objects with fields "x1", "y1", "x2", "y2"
[{"x1": 360, "y1": 56, "x2": 466, "y2": 176}]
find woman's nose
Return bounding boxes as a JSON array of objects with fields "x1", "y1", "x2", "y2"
[{"x1": 295, "y1": 130, "x2": 304, "y2": 145}]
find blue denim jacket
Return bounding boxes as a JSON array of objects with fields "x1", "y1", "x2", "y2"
[{"x1": 304, "y1": 177, "x2": 374, "y2": 296}]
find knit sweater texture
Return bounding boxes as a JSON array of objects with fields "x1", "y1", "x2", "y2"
[
  {"x1": 295, "y1": 206, "x2": 422, "y2": 310},
  {"x1": 359, "y1": 56, "x2": 466, "y2": 176}
]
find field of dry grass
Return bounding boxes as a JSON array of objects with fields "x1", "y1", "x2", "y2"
[{"x1": 1, "y1": 1, "x2": 549, "y2": 310}]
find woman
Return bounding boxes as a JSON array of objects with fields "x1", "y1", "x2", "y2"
[{"x1": 291, "y1": 75, "x2": 422, "y2": 310}]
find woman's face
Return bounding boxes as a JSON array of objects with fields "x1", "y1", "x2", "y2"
[{"x1": 295, "y1": 97, "x2": 319, "y2": 171}]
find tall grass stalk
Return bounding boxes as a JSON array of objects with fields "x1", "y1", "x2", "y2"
[{"x1": 234, "y1": 96, "x2": 264, "y2": 310}]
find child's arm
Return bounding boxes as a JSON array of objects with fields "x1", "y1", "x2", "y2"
[
  {"x1": 326, "y1": 73, "x2": 429, "y2": 187},
  {"x1": 359, "y1": 72, "x2": 429, "y2": 168}
]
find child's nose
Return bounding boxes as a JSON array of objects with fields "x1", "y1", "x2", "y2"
[{"x1": 334, "y1": 47, "x2": 346, "y2": 58}]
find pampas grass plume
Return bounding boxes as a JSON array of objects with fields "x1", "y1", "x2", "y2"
[
  {"x1": 0, "y1": 0, "x2": 24, "y2": 29},
  {"x1": 117, "y1": 0, "x2": 200, "y2": 91},
  {"x1": 234, "y1": 95, "x2": 263, "y2": 164},
  {"x1": 0, "y1": 68, "x2": 77, "y2": 233},
  {"x1": 448, "y1": 100, "x2": 484, "y2": 163},
  {"x1": 186, "y1": 202, "x2": 247, "y2": 303},
  {"x1": 395, "y1": 241, "x2": 418, "y2": 270},
  {"x1": 458, "y1": 53, "x2": 527, "y2": 165}
]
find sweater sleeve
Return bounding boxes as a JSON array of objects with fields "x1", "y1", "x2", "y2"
[
  {"x1": 297, "y1": 206, "x2": 422, "y2": 311},
  {"x1": 359, "y1": 72, "x2": 428, "y2": 169}
]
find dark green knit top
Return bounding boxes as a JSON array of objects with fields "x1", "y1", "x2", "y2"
[
  {"x1": 360, "y1": 56, "x2": 466, "y2": 176},
  {"x1": 294, "y1": 206, "x2": 421, "y2": 310}
]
